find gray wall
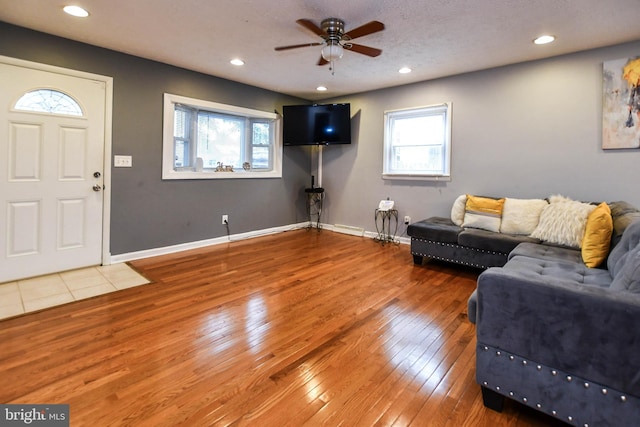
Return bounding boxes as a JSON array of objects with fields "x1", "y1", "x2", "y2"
[
  {"x1": 320, "y1": 40, "x2": 640, "y2": 235},
  {"x1": 3, "y1": 21, "x2": 639, "y2": 254},
  {"x1": 0, "y1": 22, "x2": 311, "y2": 255}
]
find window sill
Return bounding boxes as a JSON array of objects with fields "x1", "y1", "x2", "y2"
[
  {"x1": 162, "y1": 170, "x2": 282, "y2": 180},
  {"x1": 382, "y1": 173, "x2": 451, "y2": 182}
]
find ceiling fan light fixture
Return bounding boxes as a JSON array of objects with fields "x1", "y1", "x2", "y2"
[{"x1": 321, "y1": 43, "x2": 344, "y2": 62}]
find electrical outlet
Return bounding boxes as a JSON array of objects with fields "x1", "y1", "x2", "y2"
[
  {"x1": 404, "y1": 216, "x2": 411, "y2": 225},
  {"x1": 222, "y1": 215, "x2": 228, "y2": 225}
]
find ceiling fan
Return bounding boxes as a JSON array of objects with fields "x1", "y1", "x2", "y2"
[{"x1": 274, "y1": 18, "x2": 385, "y2": 67}]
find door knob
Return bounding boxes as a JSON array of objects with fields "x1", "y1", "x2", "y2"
[
  {"x1": 92, "y1": 184, "x2": 102, "y2": 192},
  {"x1": 94, "y1": 171, "x2": 101, "y2": 178}
]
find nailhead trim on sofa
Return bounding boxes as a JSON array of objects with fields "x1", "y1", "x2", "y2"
[
  {"x1": 476, "y1": 343, "x2": 636, "y2": 426},
  {"x1": 411, "y1": 238, "x2": 508, "y2": 269}
]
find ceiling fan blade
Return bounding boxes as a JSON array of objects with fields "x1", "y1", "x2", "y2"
[
  {"x1": 296, "y1": 19, "x2": 326, "y2": 37},
  {"x1": 275, "y1": 42, "x2": 324, "y2": 51},
  {"x1": 345, "y1": 43, "x2": 382, "y2": 57},
  {"x1": 343, "y1": 21, "x2": 384, "y2": 40},
  {"x1": 317, "y1": 56, "x2": 329, "y2": 66}
]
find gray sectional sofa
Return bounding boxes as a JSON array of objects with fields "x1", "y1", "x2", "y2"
[
  {"x1": 470, "y1": 205, "x2": 640, "y2": 426},
  {"x1": 410, "y1": 196, "x2": 640, "y2": 425}
]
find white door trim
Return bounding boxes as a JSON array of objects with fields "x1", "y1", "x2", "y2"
[{"x1": 0, "y1": 55, "x2": 114, "y2": 267}]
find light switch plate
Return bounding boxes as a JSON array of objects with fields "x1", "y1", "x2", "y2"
[{"x1": 114, "y1": 155, "x2": 132, "y2": 167}]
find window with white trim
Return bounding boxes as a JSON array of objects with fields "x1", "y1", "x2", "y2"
[
  {"x1": 162, "y1": 93, "x2": 282, "y2": 180},
  {"x1": 383, "y1": 102, "x2": 451, "y2": 180}
]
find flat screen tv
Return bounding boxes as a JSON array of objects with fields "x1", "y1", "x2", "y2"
[{"x1": 283, "y1": 103, "x2": 351, "y2": 145}]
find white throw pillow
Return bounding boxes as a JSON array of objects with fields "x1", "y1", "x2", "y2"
[
  {"x1": 500, "y1": 198, "x2": 549, "y2": 235},
  {"x1": 451, "y1": 194, "x2": 467, "y2": 226},
  {"x1": 530, "y1": 197, "x2": 596, "y2": 248}
]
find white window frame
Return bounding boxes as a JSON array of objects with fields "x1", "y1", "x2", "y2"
[
  {"x1": 162, "y1": 93, "x2": 282, "y2": 180},
  {"x1": 383, "y1": 102, "x2": 452, "y2": 181}
]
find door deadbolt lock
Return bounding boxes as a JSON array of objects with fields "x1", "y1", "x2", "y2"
[
  {"x1": 92, "y1": 184, "x2": 102, "y2": 192},
  {"x1": 94, "y1": 171, "x2": 101, "y2": 178}
]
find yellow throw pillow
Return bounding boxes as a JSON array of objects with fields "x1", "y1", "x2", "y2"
[
  {"x1": 581, "y1": 202, "x2": 613, "y2": 268},
  {"x1": 462, "y1": 195, "x2": 505, "y2": 232}
]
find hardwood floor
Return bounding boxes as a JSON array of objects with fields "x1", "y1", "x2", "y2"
[{"x1": 0, "y1": 230, "x2": 566, "y2": 426}]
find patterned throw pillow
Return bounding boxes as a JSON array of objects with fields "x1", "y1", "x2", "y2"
[
  {"x1": 530, "y1": 196, "x2": 596, "y2": 248},
  {"x1": 462, "y1": 195, "x2": 505, "y2": 232}
]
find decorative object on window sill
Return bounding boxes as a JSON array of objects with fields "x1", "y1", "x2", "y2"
[
  {"x1": 242, "y1": 162, "x2": 250, "y2": 171},
  {"x1": 215, "y1": 162, "x2": 234, "y2": 172},
  {"x1": 274, "y1": 18, "x2": 384, "y2": 74},
  {"x1": 602, "y1": 55, "x2": 640, "y2": 149}
]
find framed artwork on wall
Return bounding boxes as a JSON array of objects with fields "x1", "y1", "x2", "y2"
[{"x1": 602, "y1": 56, "x2": 640, "y2": 149}]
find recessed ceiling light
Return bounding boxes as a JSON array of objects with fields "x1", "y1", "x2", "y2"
[
  {"x1": 399, "y1": 67, "x2": 412, "y2": 74},
  {"x1": 316, "y1": 86, "x2": 328, "y2": 92},
  {"x1": 63, "y1": 5, "x2": 89, "y2": 17},
  {"x1": 230, "y1": 58, "x2": 245, "y2": 66},
  {"x1": 533, "y1": 35, "x2": 555, "y2": 45}
]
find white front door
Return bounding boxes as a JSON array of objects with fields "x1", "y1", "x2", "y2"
[{"x1": 0, "y1": 59, "x2": 109, "y2": 283}]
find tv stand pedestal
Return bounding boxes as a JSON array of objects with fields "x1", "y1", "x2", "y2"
[{"x1": 305, "y1": 187, "x2": 324, "y2": 230}]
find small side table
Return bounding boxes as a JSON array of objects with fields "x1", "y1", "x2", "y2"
[
  {"x1": 305, "y1": 187, "x2": 324, "y2": 230},
  {"x1": 375, "y1": 208, "x2": 398, "y2": 244}
]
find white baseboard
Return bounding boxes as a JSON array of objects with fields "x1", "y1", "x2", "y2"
[
  {"x1": 318, "y1": 223, "x2": 410, "y2": 244},
  {"x1": 332, "y1": 223, "x2": 365, "y2": 236},
  {"x1": 364, "y1": 230, "x2": 411, "y2": 245},
  {"x1": 109, "y1": 222, "x2": 309, "y2": 264},
  {"x1": 108, "y1": 221, "x2": 409, "y2": 265}
]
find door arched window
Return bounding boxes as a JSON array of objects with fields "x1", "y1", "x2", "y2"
[{"x1": 14, "y1": 89, "x2": 84, "y2": 117}]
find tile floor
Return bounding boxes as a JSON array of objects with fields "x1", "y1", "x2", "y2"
[{"x1": 0, "y1": 263, "x2": 150, "y2": 320}]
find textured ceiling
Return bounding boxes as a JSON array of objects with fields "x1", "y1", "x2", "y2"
[{"x1": 1, "y1": 0, "x2": 640, "y2": 101}]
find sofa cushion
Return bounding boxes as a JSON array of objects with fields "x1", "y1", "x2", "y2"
[
  {"x1": 609, "y1": 201, "x2": 640, "y2": 247},
  {"x1": 530, "y1": 197, "x2": 596, "y2": 248},
  {"x1": 503, "y1": 255, "x2": 613, "y2": 288},
  {"x1": 462, "y1": 195, "x2": 505, "y2": 232},
  {"x1": 581, "y1": 202, "x2": 613, "y2": 268},
  {"x1": 458, "y1": 228, "x2": 538, "y2": 254},
  {"x1": 610, "y1": 244, "x2": 640, "y2": 292},
  {"x1": 607, "y1": 220, "x2": 640, "y2": 278},
  {"x1": 407, "y1": 217, "x2": 460, "y2": 243},
  {"x1": 499, "y1": 198, "x2": 548, "y2": 235},
  {"x1": 508, "y1": 242, "x2": 583, "y2": 264}
]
